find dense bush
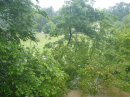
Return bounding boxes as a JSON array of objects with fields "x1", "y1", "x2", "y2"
[
  {"x1": 0, "y1": 43, "x2": 68, "y2": 96},
  {"x1": 44, "y1": 26, "x2": 130, "y2": 95}
]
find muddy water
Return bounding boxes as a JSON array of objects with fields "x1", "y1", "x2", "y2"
[{"x1": 63, "y1": 88, "x2": 130, "y2": 97}]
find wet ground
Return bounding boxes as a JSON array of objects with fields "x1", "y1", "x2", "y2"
[{"x1": 63, "y1": 88, "x2": 130, "y2": 97}]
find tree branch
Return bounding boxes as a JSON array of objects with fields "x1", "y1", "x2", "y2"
[
  {"x1": 67, "y1": 27, "x2": 72, "y2": 46},
  {"x1": 60, "y1": 27, "x2": 72, "y2": 58}
]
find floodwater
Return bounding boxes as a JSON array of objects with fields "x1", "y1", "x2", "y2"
[{"x1": 63, "y1": 88, "x2": 130, "y2": 97}]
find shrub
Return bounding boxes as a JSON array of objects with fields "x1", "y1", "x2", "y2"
[{"x1": 0, "y1": 44, "x2": 68, "y2": 97}]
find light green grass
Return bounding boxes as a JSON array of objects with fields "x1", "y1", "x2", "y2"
[
  {"x1": 21, "y1": 33, "x2": 63, "y2": 50},
  {"x1": 21, "y1": 33, "x2": 87, "y2": 51}
]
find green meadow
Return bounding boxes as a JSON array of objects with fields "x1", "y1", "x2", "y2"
[
  {"x1": 21, "y1": 33, "x2": 63, "y2": 50},
  {"x1": 21, "y1": 33, "x2": 84, "y2": 50}
]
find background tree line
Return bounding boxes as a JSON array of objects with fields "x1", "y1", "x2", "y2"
[
  {"x1": 35, "y1": 1, "x2": 130, "y2": 34},
  {"x1": 35, "y1": 6, "x2": 59, "y2": 33}
]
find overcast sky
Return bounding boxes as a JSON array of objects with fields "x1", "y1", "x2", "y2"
[{"x1": 32, "y1": 0, "x2": 130, "y2": 11}]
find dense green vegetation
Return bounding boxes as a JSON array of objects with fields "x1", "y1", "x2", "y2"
[
  {"x1": 104, "y1": 1, "x2": 130, "y2": 21},
  {"x1": 0, "y1": 0, "x2": 130, "y2": 97}
]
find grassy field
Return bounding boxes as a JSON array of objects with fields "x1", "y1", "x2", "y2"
[
  {"x1": 21, "y1": 33, "x2": 87, "y2": 51},
  {"x1": 21, "y1": 33, "x2": 63, "y2": 50}
]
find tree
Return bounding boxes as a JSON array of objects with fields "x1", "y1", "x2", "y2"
[
  {"x1": 105, "y1": 2, "x2": 130, "y2": 21},
  {"x1": 44, "y1": 0, "x2": 116, "y2": 95},
  {"x1": 53, "y1": 0, "x2": 113, "y2": 41},
  {"x1": 122, "y1": 14, "x2": 130, "y2": 27},
  {"x1": 42, "y1": 21, "x2": 56, "y2": 34},
  {"x1": 41, "y1": 0, "x2": 130, "y2": 96},
  {"x1": 51, "y1": 10, "x2": 61, "y2": 24},
  {"x1": 0, "y1": 0, "x2": 48, "y2": 43},
  {"x1": 114, "y1": 21, "x2": 122, "y2": 28},
  {"x1": 2, "y1": 0, "x2": 130, "y2": 96},
  {"x1": 0, "y1": 0, "x2": 68, "y2": 96},
  {"x1": 35, "y1": 6, "x2": 57, "y2": 32},
  {"x1": 109, "y1": 26, "x2": 130, "y2": 93},
  {"x1": 35, "y1": 14, "x2": 48, "y2": 32},
  {"x1": 44, "y1": 6, "x2": 54, "y2": 18},
  {"x1": 113, "y1": 14, "x2": 130, "y2": 29}
]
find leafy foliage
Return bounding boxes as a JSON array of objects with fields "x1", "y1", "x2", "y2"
[
  {"x1": 35, "y1": 14, "x2": 48, "y2": 32},
  {"x1": 0, "y1": 0, "x2": 67, "y2": 97},
  {"x1": 44, "y1": 1, "x2": 130, "y2": 96},
  {"x1": 115, "y1": 27, "x2": 130, "y2": 62},
  {"x1": 0, "y1": 44, "x2": 68, "y2": 96},
  {"x1": 1, "y1": 0, "x2": 130, "y2": 97},
  {"x1": 113, "y1": 14, "x2": 130, "y2": 29},
  {"x1": 42, "y1": 21, "x2": 56, "y2": 34},
  {"x1": 105, "y1": 1, "x2": 130, "y2": 21},
  {"x1": 35, "y1": 6, "x2": 57, "y2": 32}
]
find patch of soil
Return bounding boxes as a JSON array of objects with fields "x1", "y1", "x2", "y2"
[{"x1": 63, "y1": 87, "x2": 130, "y2": 97}]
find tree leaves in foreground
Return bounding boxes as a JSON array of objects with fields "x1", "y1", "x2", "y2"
[{"x1": 0, "y1": 0, "x2": 68, "y2": 97}]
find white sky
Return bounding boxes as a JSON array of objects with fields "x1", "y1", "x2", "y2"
[{"x1": 32, "y1": 0, "x2": 130, "y2": 11}]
